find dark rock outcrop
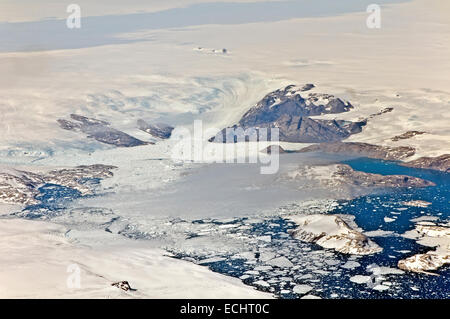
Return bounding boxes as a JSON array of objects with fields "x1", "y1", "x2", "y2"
[
  {"x1": 298, "y1": 142, "x2": 416, "y2": 161},
  {"x1": 299, "y1": 83, "x2": 315, "y2": 92},
  {"x1": 58, "y1": 114, "x2": 150, "y2": 147},
  {"x1": 401, "y1": 154, "x2": 450, "y2": 173},
  {"x1": 210, "y1": 85, "x2": 366, "y2": 143},
  {"x1": 137, "y1": 119, "x2": 174, "y2": 139},
  {"x1": 368, "y1": 107, "x2": 393, "y2": 119},
  {"x1": 111, "y1": 281, "x2": 135, "y2": 292},
  {"x1": 391, "y1": 131, "x2": 426, "y2": 142}
]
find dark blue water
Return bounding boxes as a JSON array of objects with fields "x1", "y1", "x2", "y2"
[
  {"x1": 17, "y1": 179, "x2": 102, "y2": 219},
  {"x1": 18, "y1": 177, "x2": 104, "y2": 219},
  {"x1": 326, "y1": 158, "x2": 449, "y2": 297},
  {"x1": 331, "y1": 158, "x2": 449, "y2": 295},
  {"x1": 342, "y1": 157, "x2": 449, "y2": 232},
  {"x1": 174, "y1": 212, "x2": 449, "y2": 299},
  {"x1": 18, "y1": 183, "x2": 82, "y2": 218},
  {"x1": 173, "y1": 157, "x2": 449, "y2": 299}
]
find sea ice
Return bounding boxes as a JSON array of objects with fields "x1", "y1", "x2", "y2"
[{"x1": 293, "y1": 285, "x2": 313, "y2": 295}]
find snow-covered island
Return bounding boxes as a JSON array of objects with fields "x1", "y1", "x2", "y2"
[
  {"x1": 399, "y1": 222, "x2": 450, "y2": 275},
  {"x1": 288, "y1": 214, "x2": 382, "y2": 255}
]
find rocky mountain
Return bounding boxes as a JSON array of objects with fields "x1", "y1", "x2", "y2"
[
  {"x1": 210, "y1": 85, "x2": 366, "y2": 143},
  {"x1": 298, "y1": 142, "x2": 416, "y2": 161},
  {"x1": 238, "y1": 85, "x2": 353, "y2": 127},
  {"x1": 288, "y1": 214, "x2": 382, "y2": 255},
  {"x1": 58, "y1": 114, "x2": 151, "y2": 147},
  {"x1": 137, "y1": 119, "x2": 174, "y2": 139}
]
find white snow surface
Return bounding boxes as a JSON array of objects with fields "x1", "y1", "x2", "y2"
[{"x1": 0, "y1": 218, "x2": 271, "y2": 298}]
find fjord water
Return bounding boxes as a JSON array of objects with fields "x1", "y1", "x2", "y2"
[
  {"x1": 342, "y1": 157, "x2": 449, "y2": 232},
  {"x1": 330, "y1": 157, "x2": 450, "y2": 297}
]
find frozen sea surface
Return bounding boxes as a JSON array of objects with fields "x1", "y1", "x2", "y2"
[{"x1": 75, "y1": 152, "x2": 349, "y2": 220}]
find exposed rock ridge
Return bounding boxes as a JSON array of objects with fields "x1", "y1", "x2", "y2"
[
  {"x1": 58, "y1": 114, "x2": 151, "y2": 147},
  {"x1": 137, "y1": 119, "x2": 174, "y2": 139},
  {"x1": 401, "y1": 154, "x2": 450, "y2": 173},
  {"x1": 298, "y1": 142, "x2": 416, "y2": 161}
]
